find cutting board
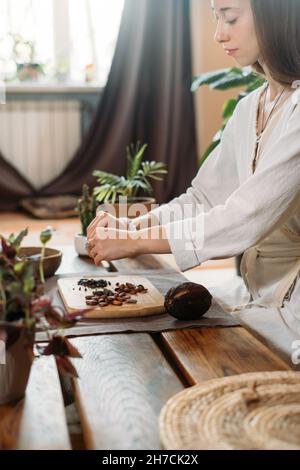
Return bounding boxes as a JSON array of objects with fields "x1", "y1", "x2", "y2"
[{"x1": 58, "y1": 275, "x2": 165, "y2": 319}]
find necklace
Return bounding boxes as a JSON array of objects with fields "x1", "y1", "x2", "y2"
[{"x1": 252, "y1": 84, "x2": 286, "y2": 173}]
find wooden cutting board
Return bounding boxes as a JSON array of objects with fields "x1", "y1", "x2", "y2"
[{"x1": 58, "y1": 275, "x2": 165, "y2": 319}]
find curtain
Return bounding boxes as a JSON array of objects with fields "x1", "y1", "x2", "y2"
[
  {"x1": 0, "y1": 0, "x2": 198, "y2": 210},
  {"x1": 0, "y1": 154, "x2": 34, "y2": 211}
]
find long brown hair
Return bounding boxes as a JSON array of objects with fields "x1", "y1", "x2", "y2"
[{"x1": 251, "y1": 0, "x2": 300, "y2": 85}]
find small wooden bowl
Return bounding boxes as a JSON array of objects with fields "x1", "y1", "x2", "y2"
[{"x1": 19, "y1": 247, "x2": 62, "y2": 278}]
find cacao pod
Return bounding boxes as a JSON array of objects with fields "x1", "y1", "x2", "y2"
[{"x1": 164, "y1": 282, "x2": 212, "y2": 321}]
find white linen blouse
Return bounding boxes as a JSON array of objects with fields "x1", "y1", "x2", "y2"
[{"x1": 152, "y1": 83, "x2": 300, "y2": 354}]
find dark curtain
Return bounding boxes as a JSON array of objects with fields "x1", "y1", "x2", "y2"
[
  {"x1": 0, "y1": 0, "x2": 198, "y2": 210},
  {"x1": 0, "y1": 155, "x2": 35, "y2": 211}
]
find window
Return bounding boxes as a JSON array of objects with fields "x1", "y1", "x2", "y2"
[{"x1": 0, "y1": 0, "x2": 124, "y2": 85}]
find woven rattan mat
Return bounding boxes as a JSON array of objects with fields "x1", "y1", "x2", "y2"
[{"x1": 160, "y1": 371, "x2": 300, "y2": 450}]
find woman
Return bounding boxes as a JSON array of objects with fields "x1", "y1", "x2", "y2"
[{"x1": 87, "y1": 0, "x2": 300, "y2": 361}]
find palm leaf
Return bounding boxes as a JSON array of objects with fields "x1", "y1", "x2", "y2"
[
  {"x1": 211, "y1": 74, "x2": 253, "y2": 90},
  {"x1": 191, "y1": 68, "x2": 230, "y2": 91},
  {"x1": 199, "y1": 140, "x2": 221, "y2": 166},
  {"x1": 93, "y1": 170, "x2": 122, "y2": 187},
  {"x1": 192, "y1": 66, "x2": 266, "y2": 163},
  {"x1": 246, "y1": 76, "x2": 266, "y2": 92},
  {"x1": 222, "y1": 98, "x2": 238, "y2": 120},
  {"x1": 127, "y1": 142, "x2": 148, "y2": 179},
  {"x1": 93, "y1": 143, "x2": 167, "y2": 201},
  {"x1": 140, "y1": 161, "x2": 168, "y2": 179}
]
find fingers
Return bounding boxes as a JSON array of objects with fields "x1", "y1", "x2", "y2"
[
  {"x1": 87, "y1": 239, "x2": 101, "y2": 264},
  {"x1": 94, "y1": 253, "x2": 104, "y2": 267},
  {"x1": 88, "y1": 228, "x2": 115, "y2": 265},
  {"x1": 87, "y1": 212, "x2": 108, "y2": 239},
  {"x1": 88, "y1": 211, "x2": 107, "y2": 232},
  {"x1": 88, "y1": 227, "x2": 129, "y2": 266},
  {"x1": 88, "y1": 228, "x2": 108, "y2": 259},
  {"x1": 86, "y1": 215, "x2": 104, "y2": 238},
  {"x1": 89, "y1": 245, "x2": 97, "y2": 259}
]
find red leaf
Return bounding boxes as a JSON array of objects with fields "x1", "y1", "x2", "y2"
[
  {"x1": 31, "y1": 296, "x2": 52, "y2": 314},
  {"x1": 64, "y1": 308, "x2": 91, "y2": 323},
  {"x1": 1, "y1": 237, "x2": 16, "y2": 259},
  {"x1": 44, "y1": 308, "x2": 65, "y2": 328},
  {"x1": 56, "y1": 356, "x2": 79, "y2": 378},
  {"x1": 38, "y1": 336, "x2": 82, "y2": 358}
]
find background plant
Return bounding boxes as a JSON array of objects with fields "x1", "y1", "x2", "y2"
[
  {"x1": 93, "y1": 142, "x2": 168, "y2": 204},
  {"x1": 191, "y1": 67, "x2": 266, "y2": 165},
  {"x1": 39, "y1": 226, "x2": 54, "y2": 283},
  {"x1": 77, "y1": 184, "x2": 97, "y2": 237}
]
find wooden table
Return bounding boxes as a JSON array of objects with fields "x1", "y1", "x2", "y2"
[{"x1": 0, "y1": 249, "x2": 290, "y2": 450}]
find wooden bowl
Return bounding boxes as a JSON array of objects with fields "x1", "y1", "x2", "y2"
[{"x1": 18, "y1": 247, "x2": 62, "y2": 278}]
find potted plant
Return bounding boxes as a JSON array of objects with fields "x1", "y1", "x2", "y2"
[
  {"x1": 75, "y1": 184, "x2": 97, "y2": 256},
  {"x1": 0, "y1": 228, "x2": 82, "y2": 405},
  {"x1": 9, "y1": 33, "x2": 44, "y2": 82},
  {"x1": 93, "y1": 142, "x2": 167, "y2": 219},
  {"x1": 191, "y1": 67, "x2": 266, "y2": 274},
  {"x1": 191, "y1": 67, "x2": 266, "y2": 166}
]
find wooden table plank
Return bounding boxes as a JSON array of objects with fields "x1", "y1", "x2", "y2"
[
  {"x1": 71, "y1": 334, "x2": 183, "y2": 450},
  {"x1": 56, "y1": 246, "x2": 109, "y2": 276},
  {"x1": 160, "y1": 327, "x2": 290, "y2": 386},
  {"x1": 0, "y1": 356, "x2": 71, "y2": 450}
]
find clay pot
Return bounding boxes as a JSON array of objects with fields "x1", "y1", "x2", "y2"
[
  {"x1": 0, "y1": 326, "x2": 34, "y2": 405},
  {"x1": 74, "y1": 234, "x2": 88, "y2": 256}
]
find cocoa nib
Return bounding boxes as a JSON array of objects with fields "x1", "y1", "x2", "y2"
[
  {"x1": 164, "y1": 282, "x2": 212, "y2": 321},
  {"x1": 78, "y1": 278, "x2": 108, "y2": 289},
  {"x1": 82, "y1": 279, "x2": 148, "y2": 307}
]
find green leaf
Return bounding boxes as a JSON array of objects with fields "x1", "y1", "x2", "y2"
[
  {"x1": 193, "y1": 67, "x2": 266, "y2": 169},
  {"x1": 12, "y1": 228, "x2": 28, "y2": 250},
  {"x1": 222, "y1": 98, "x2": 238, "y2": 120},
  {"x1": 246, "y1": 76, "x2": 266, "y2": 92},
  {"x1": 93, "y1": 143, "x2": 167, "y2": 202},
  {"x1": 23, "y1": 275, "x2": 35, "y2": 296},
  {"x1": 93, "y1": 170, "x2": 122, "y2": 187},
  {"x1": 6, "y1": 281, "x2": 22, "y2": 296},
  {"x1": 211, "y1": 75, "x2": 252, "y2": 90},
  {"x1": 191, "y1": 68, "x2": 230, "y2": 91},
  {"x1": 40, "y1": 227, "x2": 53, "y2": 246},
  {"x1": 200, "y1": 140, "x2": 221, "y2": 166},
  {"x1": 140, "y1": 161, "x2": 167, "y2": 178},
  {"x1": 13, "y1": 261, "x2": 25, "y2": 274},
  {"x1": 127, "y1": 143, "x2": 148, "y2": 179}
]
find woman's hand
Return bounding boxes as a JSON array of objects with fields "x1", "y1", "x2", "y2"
[
  {"x1": 87, "y1": 212, "x2": 129, "y2": 240},
  {"x1": 87, "y1": 225, "x2": 171, "y2": 266},
  {"x1": 87, "y1": 227, "x2": 140, "y2": 266}
]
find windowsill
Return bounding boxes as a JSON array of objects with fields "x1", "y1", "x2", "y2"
[{"x1": 5, "y1": 82, "x2": 103, "y2": 94}]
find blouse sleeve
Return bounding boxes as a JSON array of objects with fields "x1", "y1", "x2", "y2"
[
  {"x1": 165, "y1": 104, "x2": 300, "y2": 271},
  {"x1": 150, "y1": 109, "x2": 239, "y2": 227}
]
